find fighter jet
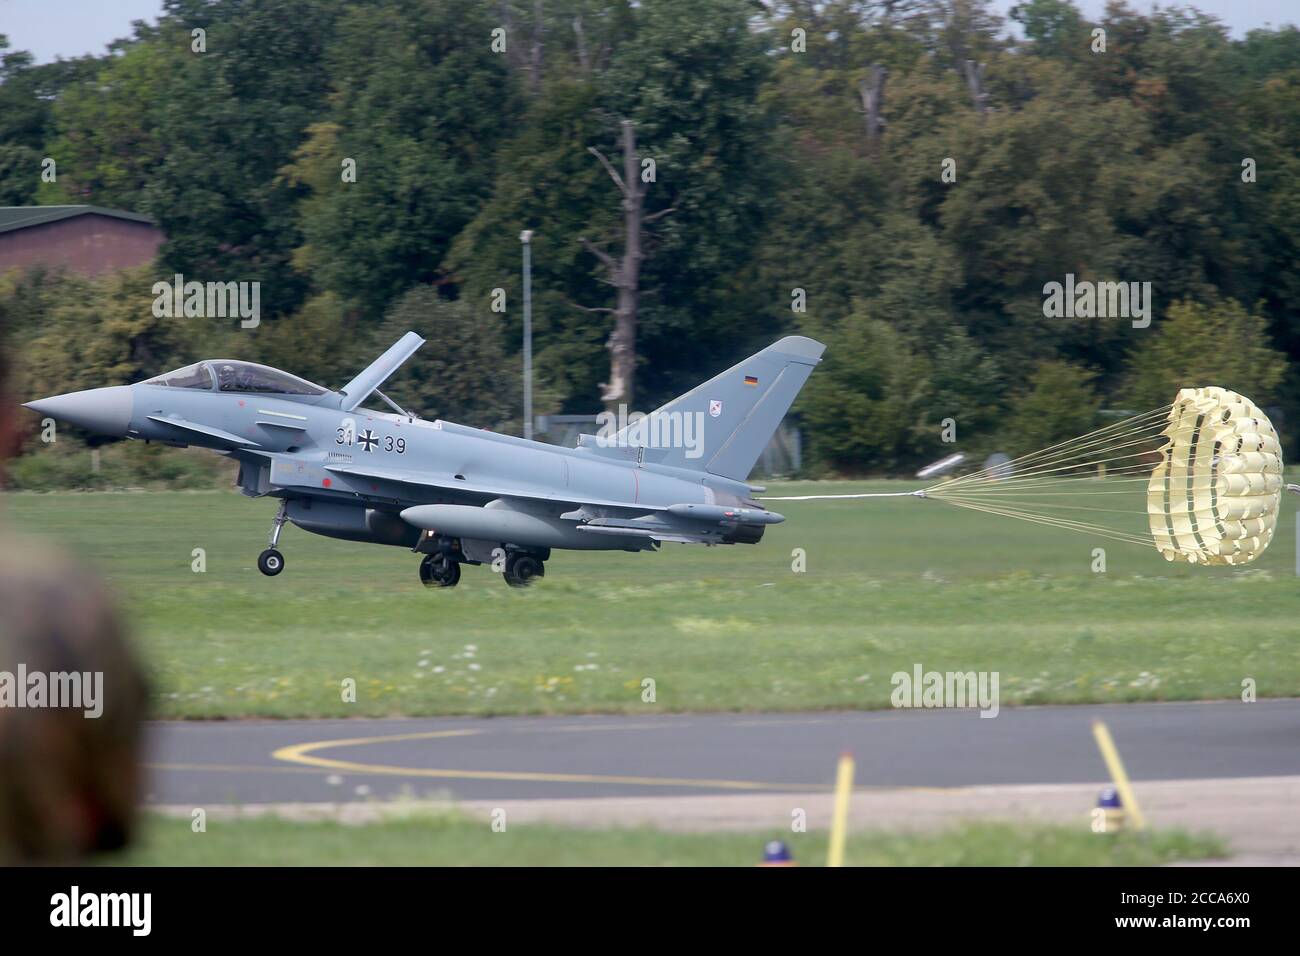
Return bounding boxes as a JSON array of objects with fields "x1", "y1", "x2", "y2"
[{"x1": 23, "y1": 333, "x2": 824, "y2": 587}]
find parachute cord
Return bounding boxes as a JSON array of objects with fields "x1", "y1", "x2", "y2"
[
  {"x1": 927, "y1": 404, "x2": 1176, "y2": 490},
  {"x1": 760, "y1": 491, "x2": 929, "y2": 501},
  {"x1": 757, "y1": 391, "x2": 1280, "y2": 565}
]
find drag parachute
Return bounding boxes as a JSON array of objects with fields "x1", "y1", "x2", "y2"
[
  {"x1": 1147, "y1": 387, "x2": 1282, "y2": 565},
  {"x1": 916, "y1": 387, "x2": 1286, "y2": 567}
]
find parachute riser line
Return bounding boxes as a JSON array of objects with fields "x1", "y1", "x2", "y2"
[
  {"x1": 761, "y1": 388, "x2": 1281, "y2": 568},
  {"x1": 760, "y1": 490, "x2": 929, "y2": 501}
]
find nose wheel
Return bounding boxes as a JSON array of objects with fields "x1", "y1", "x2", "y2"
[
  {"x1": 258, "y1": 549, "x2": 285, "y2": 576},
  {"x1": 419, "y1": 553, "x2": 461, "y2": 588}
]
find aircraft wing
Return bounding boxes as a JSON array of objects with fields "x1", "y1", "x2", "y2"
[
  {"x1": 321, "y1": 463, "x2": 787, "y2": 535},
  {"x1": 321, "y1": 462, "x2": 667, "y2": 514}
]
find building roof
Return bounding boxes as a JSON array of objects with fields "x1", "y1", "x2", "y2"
[{"x1": 0, "y1": 205, "x2": 156, "y2": 236}]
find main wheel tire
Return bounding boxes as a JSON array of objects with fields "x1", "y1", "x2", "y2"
[
  {"x1": 503, "y1": 553, "x2": 544, "y2": 588},
  {"x1": 419, "y1": 553, "x2": 461, "y2": 588},
  {"x1": 257, "y1": 548, "x2": 285, "y2": 576}
]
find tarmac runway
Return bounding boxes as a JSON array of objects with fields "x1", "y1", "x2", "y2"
[{"x1": 144, "y1": 698, "x2": 1300, "y2": 806}]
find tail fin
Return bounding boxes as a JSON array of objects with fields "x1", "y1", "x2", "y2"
[{"x1": 586, "y1": 336, "x2": 825, "y2": 481}]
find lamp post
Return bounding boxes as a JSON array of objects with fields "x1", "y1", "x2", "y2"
[{"x1": 520, "y1": 229, "x2": 533, "y2": 440}]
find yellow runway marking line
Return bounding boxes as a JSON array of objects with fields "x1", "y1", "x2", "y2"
[
  {"x1": 270, "y1": 729, "x2": 823, "y2": 791},
  {"x1": 827, "y1": 752, "x2": 855, "y2": 867},
  {"x1": 150, "y1": 759, "x2": 958, "y2": 795}
]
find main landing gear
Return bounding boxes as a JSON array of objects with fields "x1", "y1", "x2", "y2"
[
  {"x1": 415, "y1": 539, "x2": 546, "y2": 589},
  {"x1": 503, "y1": 552, "x2": 545, "y2": 588},
  {"x1": 258, "y1": 500, "x2": 288, "y2": 577},
  {"x1": 419, "y1": 552, "x2": 462, "y2": 588}
]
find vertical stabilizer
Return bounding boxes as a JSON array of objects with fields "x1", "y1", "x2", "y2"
[{"x1": 587, "y1": 336, "x2": 825, "y2": 481}]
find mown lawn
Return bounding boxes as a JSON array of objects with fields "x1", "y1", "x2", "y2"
[
  {"x1": 109, "y1": 813, "x2": 1224, "y2": 867},
  {"x1": 6, "y1": 482, "x2": 1297, "y2": 718}
]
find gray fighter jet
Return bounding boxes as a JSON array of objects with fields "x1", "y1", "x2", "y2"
[{"x1": 24, "y1": 333, "x2": 824, "y2": 587}]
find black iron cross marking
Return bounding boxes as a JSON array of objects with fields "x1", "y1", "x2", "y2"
[{"x1": 357, "y1": 429, "x2": 379, "y2": 452}]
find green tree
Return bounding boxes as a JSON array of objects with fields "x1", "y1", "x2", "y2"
[
  {"x1": 131, "y1": 0, "x2": 347, "y2": 317},
  {"x1": 445, "y1": 78, "x2": 613, "y2": 414},
  {"x1": 450, "y1": 0, "x2": 777, "y2": 414},
  {"x1": 999, "y1": 360, "x2": 1100, "y2": 459},
  {"x1": 796, "y1": 304, "x2": 932, "y2": 473},
  {"x1": 0, "y1": 36, "x2": 96, "y2": 203},
  {"x1": 19, "y1": 266, "x2": 215, "y2": 400},
  {"x1": 1010, "y1": 0, "x2": 1087, "y2": 60},
  {"x1": 1122, "y1": 297, "x2": 1287, "y2": 410},
  {"x1": 248, "y1": 291, "x2": 361, "y2": 393},
  {"x1": 0, "y1": 144, "x2": 40, "y2": 205},
  {"x1": 43, "y1": 38, "x2": 178, "y2": 208},
  {"x1": 925, "y1": 325, "x2": 1004, "y2": 455},
  {"x1": 287, "y1": 0, "x2": 517, "y2": 319},
  {"x1": 374, "y1": 286, "x2": 522, "y2": 430},
  {"x1": 593, "y1": 0, "x2": 777, "y2": 401}
]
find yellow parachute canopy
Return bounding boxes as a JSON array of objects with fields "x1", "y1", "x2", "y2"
[{"x1": 1147, "y1": 387, "x2": 1282, "y2": 565}]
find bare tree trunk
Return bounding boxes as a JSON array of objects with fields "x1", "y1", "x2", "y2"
[
  {"x1": 501, "y1": 1, "x2": 518, "y2": 71},
  {"x1": 858, "y1": 65, "x2": 888, "y2": 151},
  {"x1": 501, "y1": 0, "x2": 544, "y2": 95},
  {"x1": 609, "y1": 120, "x2": 641, "y2": 408},
  {"x1": 581, "y1": 121, "x2": 643, "y2": 408},
  {"x1": 572, "y1": 15, "x2": 590, "y2": 74},
  {"x1": 529, "y1": 0, "x2": 544, "y2": 95},
  {"x1": 962, "y1": 59, "x2": 988, "y2": 115}
]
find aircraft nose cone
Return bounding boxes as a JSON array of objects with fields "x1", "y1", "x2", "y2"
[{"x1": 23, "y1": 386, "x2": 134, "y2": 437}]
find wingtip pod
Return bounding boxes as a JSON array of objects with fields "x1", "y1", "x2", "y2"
[{"x1": 1148, "y1": 386, "x2": 1283, "y2": 567}]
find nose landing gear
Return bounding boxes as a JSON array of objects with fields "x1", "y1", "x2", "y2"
[{"x1": 258, "y1": 500, "x2": 288, "y2": 577}]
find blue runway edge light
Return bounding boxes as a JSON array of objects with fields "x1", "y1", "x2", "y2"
[{"x1": 762, "y1": 840, "x2": 793, "y2": 864}]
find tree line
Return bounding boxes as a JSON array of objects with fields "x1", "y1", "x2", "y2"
[{"x1": 1, "y1": 0, "x2": 1297, "y2": 484}]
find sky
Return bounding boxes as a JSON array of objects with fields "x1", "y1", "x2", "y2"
[
  {"x1": 3, "y1": 0, "x2": 165, "y2": 62},
  {"x1": 1, "y1": 0, "x2": 1296, "y2": 64}
]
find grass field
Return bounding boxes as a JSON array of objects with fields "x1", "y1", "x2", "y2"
[
  {"x1": 5, "y1": 482, "x2": 1299, "y2": 718},
  {"x1": 111, "y1": 813, "x2": 1223, "y2": 866}
]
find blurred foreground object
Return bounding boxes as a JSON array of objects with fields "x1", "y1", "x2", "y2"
[
  {"x1": 0, "y1": 537, "x2": 149, "y2": 863},
  {"x1": 0, "y1": 314, "x2": 148, "y2": 864}
]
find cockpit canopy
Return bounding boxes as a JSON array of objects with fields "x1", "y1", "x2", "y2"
[
  {"x1": 143, "y1": 361, "x2": 328, "y2": 396},
  {"x1": 144, "y1": 363, "x2": 212, "y2": 390}
]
